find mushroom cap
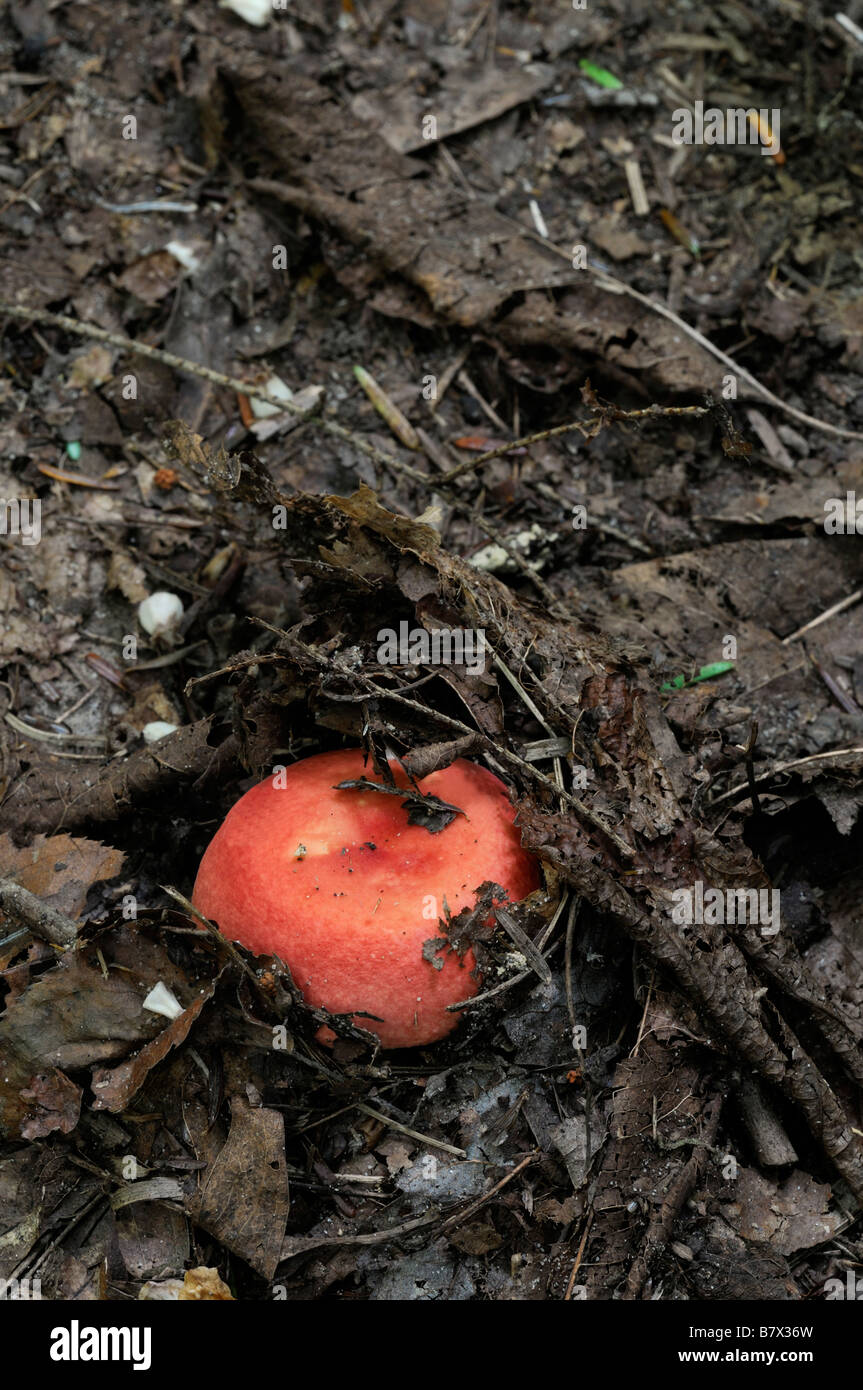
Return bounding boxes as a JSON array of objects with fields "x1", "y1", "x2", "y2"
[{"x1": 192, "y1": 748, "x2": 540, "y2": 1047}]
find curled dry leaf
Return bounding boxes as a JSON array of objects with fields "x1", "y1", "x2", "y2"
[{"x1": 139, "y1": 1266, "x2": 234, "y2": 1300}]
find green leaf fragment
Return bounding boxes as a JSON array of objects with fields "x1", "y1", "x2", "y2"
[
  {"x1": 661, "y1": 661, "x2": 735, "y2": 691},
  {"x1": 578, "y1": 60, "x2": 624, "y2": 90}
]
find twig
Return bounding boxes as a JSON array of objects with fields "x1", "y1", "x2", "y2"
[
  {"x1": 438, "y1": 402, "x2": 710, "y2": 485},
  {"x1": 808, "y1": 652, "x2": 861, "y2": 715},
  {"x1": 0, "y1": 876, "x2": 78, "y2": 949},
  {"x1": 473, "y1": 511, "x2": 565, "y2": 613},
  {"x1": 353, "y1": 1102, "x2": 466, "y2": 1157},
  {"x1": 0, "y1": 160, "x2": 57, "y2": 218},
  {"x1": 563, "y1": 896, "x2": 581, "y2": 1037},
  {"x1": 782, "y1": 589, "x2": 863, "y2": 644},
  {"x1": 439, "y1": 1150, "x2": 538, "y2": 1233},
  {"x1": 279, "y1": 1207, "x2": 444, "y2": 1257},
  {"x1": 0, "y1": 300, "x2": 432, "y2": 488},
  {"x1": 513, "y1": 231, "x2": 863, "y2": 443},
  {"x1": 492, "y1": 649, "x2": 565, "y2": 792},
  {"x1": 263, "y1": 627, "x2": 636, "y2": 860},
  {"x1": 160, "y1": 885, "x2": 261, "y2": 989},
  {"x1": 742, "y1": 720, "x2": 762, "y2": 815},
  {"x1": 622, "y1": 1094, "x2": 723, "y2": 1299},
  {"x1": 564, "y1": 1205, "x2": 594, "y2": 1300},
  {"x1": 708, "y1": 745, "x2": 863, "y2": 807},
  {"x1": 494, "y1": 905, "x2": 553, "y2": 984},
  {"x1": 447, "y1": 894, "x2": 566, "y2": 1011},
  {"x1": 589, "y1": 266, "x2": 863, "y2": 440}
]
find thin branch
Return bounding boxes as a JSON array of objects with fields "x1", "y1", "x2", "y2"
[{"x1": 0, "y1": 877, "x2": 78, "y2": 949}]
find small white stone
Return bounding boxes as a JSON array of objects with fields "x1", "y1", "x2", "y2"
[
  {"x1": 143, "y1": 981, "x2": 184, "y2": 1020},
  {"x1": 469, "y1": 542, "x2": 512, "y2": 573},
  {"x1": 218, "y1": 0, "x2": 271, "y2": 25},
  {"x1": 165, "y1": 240, "x2": 202, "y2": 273},
  {"x1": 142, "y1": 721, "x2": 179, "y2": 744},
  {"x1": 250, "y1": 373, "x2": 293, "y2": 419},
  {"x1": 138, "y1": 591, "x2": 183, "y2": 636},
  {"x1": 139, "y1": 1279, "x2": 185, "y2": 1301}
]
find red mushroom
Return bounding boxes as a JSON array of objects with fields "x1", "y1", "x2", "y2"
[{"x1": 192, "y1": 749, "x2": 540, "y2": 1048}]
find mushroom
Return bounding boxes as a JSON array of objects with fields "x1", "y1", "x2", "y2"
[
  {"x1": 192, "y1": 749, "x2": 540, "y2": 1048},
  {"x1": 137, "y1": 591, "x2": 183, "y2": 638}
]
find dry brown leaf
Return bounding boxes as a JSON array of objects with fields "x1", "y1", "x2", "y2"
[{"x1": 0, "y1": 832, "x2": 125, "y2": 926}]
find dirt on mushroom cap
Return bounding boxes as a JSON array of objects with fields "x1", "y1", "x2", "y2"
[{"x1": 191, "y1": 749, "x2": 540, "y2": 1047}]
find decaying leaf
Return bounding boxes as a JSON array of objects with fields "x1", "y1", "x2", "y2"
[
  {"x1": 0, "y1": 832, "x2": 125, "y2": 925},
  {"x1": 191, "y1": 1095, "x2": 290, "y2": 1280}
]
